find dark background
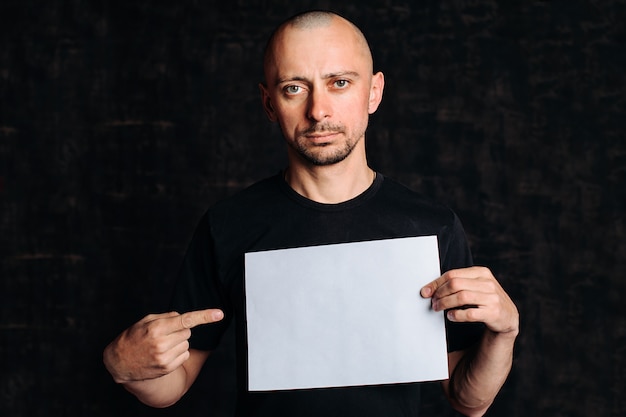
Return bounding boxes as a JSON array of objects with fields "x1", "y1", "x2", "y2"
[{"x1": 1, "y1": 1, "x2": 624, "y2": 416}]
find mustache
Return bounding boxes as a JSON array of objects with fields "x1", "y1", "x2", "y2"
[{"x1": 300, "y1": 123, "x2": 344, "y2": 135}]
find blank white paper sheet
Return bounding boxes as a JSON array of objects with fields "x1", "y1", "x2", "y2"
[{"x1": 244, "y1": 235, "x2": 448, "y2": 391}]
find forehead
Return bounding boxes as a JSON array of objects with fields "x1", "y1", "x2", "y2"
[{"x1": 265, "y1": 18, "x2": 372, "y2": 84}]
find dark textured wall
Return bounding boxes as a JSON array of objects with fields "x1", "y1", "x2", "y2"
[{"x1": 1, "y1": 1, "x2": 624, "y2": 416}]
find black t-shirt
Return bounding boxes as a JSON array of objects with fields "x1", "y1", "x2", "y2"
[{"x1": 171, "y1": 172, "x2": 484, "y2": 417}]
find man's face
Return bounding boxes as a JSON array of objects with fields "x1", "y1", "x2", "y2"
[{"x1": 261, "y1": 18, "x2": 384, "y2": 167}]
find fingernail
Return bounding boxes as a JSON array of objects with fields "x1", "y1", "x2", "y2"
[
  {"x1": 213, "y1": 310, "x2": 224, "y2": 320},
  {"x1": 447, "y1": 311, "x2": 455, "y2": 321},
  {"x1": 421, "y1": 287, "x2": 432, "y2": 297}
]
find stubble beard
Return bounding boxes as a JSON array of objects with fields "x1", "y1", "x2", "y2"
[{"x1": 290, "y1": 122, "x2": 366, "y2": 166}]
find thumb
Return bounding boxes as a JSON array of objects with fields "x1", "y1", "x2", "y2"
[{"x1": 179, "y1": 309, "x2": 224, "y2": 329}]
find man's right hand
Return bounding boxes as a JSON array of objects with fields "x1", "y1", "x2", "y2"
[{"x1": 103, "y1": 309, "x2": 224, "y2": 383}]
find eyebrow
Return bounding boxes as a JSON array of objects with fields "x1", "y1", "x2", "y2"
[{"x1": 275, "y1": 70, "x2": 361, "y2": 86}]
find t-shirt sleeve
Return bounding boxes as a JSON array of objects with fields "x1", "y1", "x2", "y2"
[
  {"x1": 170, "y1": 211, "x2": 231, "y2": 351},
  {"x1": 439, "y1": 212, "x2": 485, "y2": 353}
]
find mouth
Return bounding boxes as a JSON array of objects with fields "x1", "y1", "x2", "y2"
[{"x1": 303, "y1": 131, "x2": 341, "y2": 142}]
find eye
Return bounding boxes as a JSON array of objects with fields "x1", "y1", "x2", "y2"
[
  {"x1": 334, "y1": 79, "x2": 349, "y2": 88},
  {"x1": 284, "y1": 85, "x2": 302, "y2": 95}
]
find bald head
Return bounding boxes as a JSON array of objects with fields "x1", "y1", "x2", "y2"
[
  {"x1": 263, "y1": 11, "x2": 374, "y2": 84},
  {"x1": 287, "y1": 10, "x2": 335, "y2": 29},
  {"x1": 257, "y1": 10, "x2": 385, "y2": 171}
]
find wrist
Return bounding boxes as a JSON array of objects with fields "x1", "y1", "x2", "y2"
[
  {"x1": 484, "y1": 326, "x2": 519, "y2": 346},
  {"x1": 103, "y1": 341, "x2": 127, "y2": 384}
]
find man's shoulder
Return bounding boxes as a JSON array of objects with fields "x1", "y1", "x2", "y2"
[
  {"x1": 378, "y1": 175, "x2": 457, "y2": 221},
  {"x1": 211, "y1": 173, "x2": 283, "y2": 212}
]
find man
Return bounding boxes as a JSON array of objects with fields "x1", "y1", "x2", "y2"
[{"x1": 103, "y1": 10, "x2": 519, "y2": 417}]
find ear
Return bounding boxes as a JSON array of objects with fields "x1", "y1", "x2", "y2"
[
  {"x1": 367, "y1": 71, "x2": 385, "y2": 114},
  {"x1": 259, "y1": 83, "x2": 277, "y2": 122}
]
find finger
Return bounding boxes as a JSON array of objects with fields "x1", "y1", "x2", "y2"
[
  {"x1": 156, "y1": 338, "x2": 191, "y2": 365},
  {"x1": 179, "y1": 309, "x2": 224, "y2": 330},
  {"x1": 152, "y1": 341, "x2": 191, "y2": 375},
  {"x1": 141, "y1": 311, "x2": 180, "y2": 324},
  {"x1": 431, "y1": 276, "x2": 498, "y2": 301},
  {"x1": 153, "y1": 327, "x2": 192, "y2": 352},
  {"x1": 423, "y1": 266, "x2": 496, "y2": 298},
  {"x1": 420, "y1": 273, "x2": 450, "y2": 298},
  {"x1": 446, "y1": 306, "x2": 487, "y2": 323},
  {"x1": 167, "y1": 349, "x2": 192, "y2": 373},
  {"x1": 433, "y1": 289, "x2": 499, "y2": 312},
  {"x1": 446, "y1": 266, "x2": 494, "y2": 281}
]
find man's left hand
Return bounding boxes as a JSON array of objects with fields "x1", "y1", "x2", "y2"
[{"x1": 420, "y1": 266, "x2": 519, "y2": 336}]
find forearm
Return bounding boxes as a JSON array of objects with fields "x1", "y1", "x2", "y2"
[
  {"x1": 103, "y1": 337, "x2": 210, "y2": 409},
  {"x1": 121, "y1": 365, "x2": 189, "y2": 408},
  {"x1": 444, "y1": 329, "x2": 517, "y2": 416}
]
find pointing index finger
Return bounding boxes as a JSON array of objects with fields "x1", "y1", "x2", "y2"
[{"x1": 179, "y1": 309, "x2": 224, "y2": 330}]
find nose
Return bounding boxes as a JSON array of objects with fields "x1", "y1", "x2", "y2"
[{"x1": 306, "y1": 88, "x2": 332, "y2": 122}]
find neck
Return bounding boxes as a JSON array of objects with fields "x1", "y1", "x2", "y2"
[{"x1": 284, "y1": 159, "x2": 376, "y2": 204}]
